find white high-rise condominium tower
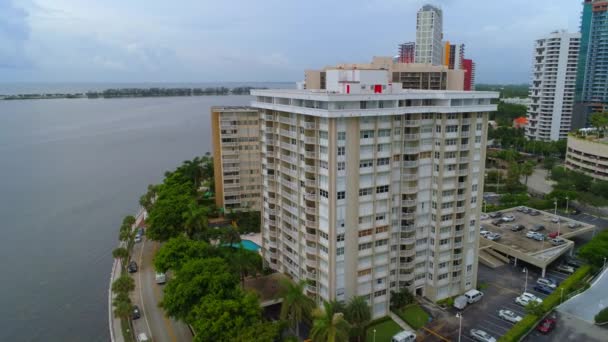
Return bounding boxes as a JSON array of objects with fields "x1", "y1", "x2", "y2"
[
  {"x1": 415, "y1": 4, "x2": 443, "y2": 65},
  {"x1": 526, "y1": 30, "x2": 580, "y2": 141},
  {"x1": 252, "y1": 69, "x2": 498, "y2": 318}
]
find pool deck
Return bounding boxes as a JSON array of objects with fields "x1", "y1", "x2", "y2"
[{"x1": 240, "y1": 232, "x2": 261, "y2": 247}]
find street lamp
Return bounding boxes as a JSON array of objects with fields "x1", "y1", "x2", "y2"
[
  {"x1": 565, "y1": 196, "x2": 570, "y2": 215},
  {"x1": 523, "y1": 267, "x2": 528, "y2": 293},
  {"x1": 456, "y1": 312, "x2": 463, "y2": 342},
  {"x1": 373, "y1": 329, "x2": 376, "y2": 342},
  {"x1": 560, "y1": 287, "x2": 564, "y2": 304}
]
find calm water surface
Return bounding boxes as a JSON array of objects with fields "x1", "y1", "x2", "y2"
[{"x1": 0, "y1": 96, "x2": 251, "y2": 341}]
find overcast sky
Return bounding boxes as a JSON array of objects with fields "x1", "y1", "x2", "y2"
[{"x1": 0, "y1": 0, "x2": 581, "y2": 84}]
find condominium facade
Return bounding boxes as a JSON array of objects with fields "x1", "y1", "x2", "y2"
[
  {"x1": 211, "y1": 106, "x2": 262, "y2": 212},
  {"x1": 443, "y1": 42, "x2": 464, "y2": 70},
  {"x1": 252, "y1": 69, "x2": 498, "y2": 318},
  {"x1": 565, "y1": 134, "x2": 608, "y2": 181},
  {"x1": 462, "y1": 59, "x2": 475, "y2": 91},
  {"x1": 415, "y1": 4, "x2": 443, "y2": 65},
  {"x1": 526, "y1": 31, "x2": 580, "y2": 141},
  {"x1": 304, "y1": 56, "x2": 464, "y2": 91},
  {"x1": 574, "y1": 0, "x2": 608, "y2": 128},
  {"x1": 398, "y1": 42, "x2": 416, "y2": 64}
]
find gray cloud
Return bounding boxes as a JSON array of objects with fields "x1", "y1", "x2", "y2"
[{"x1": 0, "y1": 0, "x2": 32, "y2": 68}]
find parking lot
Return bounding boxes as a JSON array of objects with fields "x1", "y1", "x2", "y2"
[{"x1": 422, "y1": 262, "x2": 578, "y2": 342}]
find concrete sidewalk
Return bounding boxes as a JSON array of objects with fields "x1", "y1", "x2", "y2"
[{"x1": 109, "y1": 258, "x2": 125, "y2": 342}]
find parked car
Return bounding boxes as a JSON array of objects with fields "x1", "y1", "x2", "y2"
[
  {"x1": 391, "y1": 330, "x2": 417, "y2": 342},
  {"x1": 550, "y1": 238, "x2": 565, "y2": 246},
  {"x1": 498, "y1": 309, "x2": 522, "y2": 323},
  {"x1": 565, "y1": 257, "x2": 584, "y2": 268},
  {"x1": 516, "y1": 206, "x2": 527, "y2": 212},
  {"x1": 532, "y1": 233, "x2": 545, "y2": 241},
  {"x1": 515, "y1": 292, "x2": 542, "y2": 306},
  {"x1": 526, "y1": 231, "x2": 538, "y2": 239},
  {"x1": 571, "y1": 208, "x2": 581, "y2": 215},
  {"x1": 568, "y1": 222, "x2": 581, "y2": 229},
  {"x1": 551, "y1": 217, "x2": 561, "y2": 223},
  {"x1": 489, "y1": 212, "x2": 503, "y2": 218},
  {"x1": 480, "y1": 229, "x2": 491, "y2": 238},
  {"x1": 470, "y1": 329, "x2": 496, "y2": 342},
  {"x1": 536, "y1": 317, "x2": 556, "y2": 334},
  {"x1": 137, "y1": 333, "x2": 150, "y2": 342},
  {"x1": 480, "y1": 214, "x2": 490, "y2": 220},
  {"x1": 487, "y1": 233, "x2": 502, "y2": 241},
  {"x1": 511, "y1": 224, "x2": 525, "y2": 232},
  {"x1": 534, "y1": 284, "x2": 554, "y2": 295},
  {"x1": 548, "y1": 231, "x2": 562, "y2": 239},
  {"x1": 453, "y1": 295, "x2": 468, "y2": 310},
  {"x1": 536, "y1": 277, "x2": 558, "y2": 289},
  {"x1": 529, "y1": 210, "x2": 541, "y2": 216},
  {"x1": 137, "y1": 227, "x2": 144, "y2": 236},
  {"x1": 555, "y1": 264, "x2": 575, "y2": 274},
  {"x1": 155, "y1": 272, "x2": 167, "y2": 284},
  {"x1": 501, "y1": 215, "x2": 515, "y2": 222},
  {"x1": 464, "y1": 289, "x2": 484, "y2": 304},
  {"x1": 132, "y1": 305, "x2": 141, "y2": 320},
  {"x1": 134, "y1": 234, "x2": 142, "y2": 243},
  {"x1": 531, "y1": 224, "x2": 545, "y2": 232},
  {"x1": 491, "y1": 219, "x2": 503, "y2": 226},
  {"x1": 128, "y1": 261, "x2": 138, "y2": 273}
]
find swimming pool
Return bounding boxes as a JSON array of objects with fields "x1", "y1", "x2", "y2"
[{"x1": 234, "y1": 239, "x2": 261, "y2": 252}]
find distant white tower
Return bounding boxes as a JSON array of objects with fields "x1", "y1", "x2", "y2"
[{"x1": 415, "y1": 4, "x2": 443, "y2": 65}]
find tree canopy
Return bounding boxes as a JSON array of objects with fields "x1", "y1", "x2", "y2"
[
  {"x1": 578, "y1": 230, "x2": 608, "y2": 268},
  {"x1": 153, "y1": 236, "x2": 216, "y2": 273}
]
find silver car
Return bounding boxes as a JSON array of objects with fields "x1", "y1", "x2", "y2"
[
  {"x1": 470, "y1": 329, "x2": 496, "y2": 342},
  {"x1": 498, "y1": 309, "x2": 522, "y2": 323}
]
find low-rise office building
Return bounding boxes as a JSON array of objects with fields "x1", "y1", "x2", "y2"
[{"x1": 565, "y1": 133, "x2": 608, "y2": 181}]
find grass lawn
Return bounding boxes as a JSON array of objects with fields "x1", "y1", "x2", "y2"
[
  {"x1": 365, "y1": 317, "x2": 403, "y2": 342},
  {"x1": 396, "y1": 304, "x2": 430, "y2": 330}
]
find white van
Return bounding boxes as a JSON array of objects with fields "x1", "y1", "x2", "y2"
[
  {"x1": 391, "y1": 330, "x2": 416, "y2": 342},
  {"x1": 155, "y1": 272, "x2": 167, "y2": 284},
  {"x1": 464, "y1": 289, "x2": 484, "y2": 304}
]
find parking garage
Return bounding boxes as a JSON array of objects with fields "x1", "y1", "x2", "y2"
[{"x1": 478, "y1": 206, "x2": 595, "y2": 277}]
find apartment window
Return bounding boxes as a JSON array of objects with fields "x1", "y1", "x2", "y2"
[
  {"x1": 337, "y1": 146, "x2": 345, "y2": 156},
  {"x1": 337, "y1": 247, "x2": 344, "y2": 255},
  {"x1": 359, "y1": 188, "x2": 373, "y2": 196},
  {"x1": 467, "y1": 265, "x2": 473, "y2": 272},
  {"x1": 438, "y1": 273, "x2": 448, "y2": 280},
  {"x1": 439, "y1": 262, "x2": 447, "y2": 269},
  {"x1": 338, "y1": 132, "x2": 346, "y2": 140},
  {"x1": 338, "y1": 162, "x2": 345, "y2": 171},
  {"x1": 446, "y1": 139, "x2": 457, "y2": 145},
  {"x1": 320, "y1": 146, "x2": 328, "y2": 154},
  {"x1": 358, "y1": 242, "x2": 373, "y2": 250},
  {"x1": 320, "y1": 245, "x2": 328, "y2": 253},
  {"x1": 447, "y1": 113, "x2": 457, "y2": 119},
  {"x1": 375, "y1": 214, "x2": 385, "y2": 221},
  {"x1": 337, "y1": 233, "x2": 345, "y2": 242},
  {"x1": 377, "y1": 143, "x2": 390, "y2": 152},
  {"x1": 472, "y1": 184, "x2": 478, "y2": 192},
  {"x1": 358, "y1": 229, "x2": 373, "y2": 237},
  {"x1": 319, "y1": 189, "x2": 329, "y2": 198},
  {"x1": 434, "y1": 151, "x2": 441, "y2": 159},
  {"x1": 378, "y1": 129, "x2": 391, "y2": 137},
  {"x1": 360, "y1": 130, "x2": 374, "y2": 139},
  {"x1": 376, "y1": 226, "x2": 389, "y2": 234},
  {"x1": 394, "y1": 128, "x2": 402, "y2": 136},
  {"x1": 337, "y1": 191, "x2": 345, "y2": 200},
  {"x1": 376, "y1": 185, "x2": 389, "y2": 193},
  {"x1": 446, "y1": 125, "x2": 458, "y2": 133},
  {"x1": 320, "y1": 160, "x2": 328, "y2": 169},
  {"x1": 358, "y1": 268, "x2": 372, "y2": 277},
  {"x1": 374, "y1": 290, "x2": 387, "y2": 297},
  {"x1": 440, "y1": 239, "x2": 449, "y2": 245},
  {"x1": 475, "y1": 136, "x2": 481, "y2": 143},
  {"x1": 441, "y1": 215, "x2": 451, "y2": 221},
  {"x1": 319, "y1": 231, "x2": 329, "y2": 239},
  {"x1": 476, "y1": 123, "x2": 482, "y2": 131},
  {"x1": 428, "y1": 273, "x2": 433, "y2": 280},
  {"x1": 471, "y1": 197, "x2": 477, "y2": 204},
  {"x1": 319, "y1": 131, "x2": 328, "y2": 139},
  {"x1": 360, "y1": 159, "x2": 374, "y2": 168},
  {"x1": 377, "y1": 157, "x2": 390, "y2": 166},
  {"x1": 435, "y1": 125, "x2": 442, "y2": 132},
  {"x1": 441, "y1": 202, "x2": 453, "y2": 209},
  {"x1": 375, "y1": 239, "x2": 388, "y2": 247}
]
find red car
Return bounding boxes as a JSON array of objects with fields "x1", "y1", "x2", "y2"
[
  {"x1": 537, "y1": 318, "x2": 556, "y2": 334},
  {"x1": 548, "y1": 231, "x2": 562, "y2": 239}
]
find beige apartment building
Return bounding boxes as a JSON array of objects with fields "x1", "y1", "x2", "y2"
[
  {"x1": 211, "y1": 106, "x2": 262, "y2": 212},
  {"x1": 251, "y1": 69, "x2": 498, "y2": 318},
  {"x1": 565, "y1": 133, "x2": 608, "y2": 181},
  {"x1": 304, "y1": 56, "x2": 465, "y2": 91}
]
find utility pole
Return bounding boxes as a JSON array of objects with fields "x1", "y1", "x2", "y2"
[
  {"x1": 523, "y1": 267, "x2": 528, "y2": 293},
  {"x1": 456, "y1": 312, "x2": 463, "y2": 342}
]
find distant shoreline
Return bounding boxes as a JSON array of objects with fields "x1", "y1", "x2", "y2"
[{"x1": 0, "y1": 86, "x2": 264, "y2": 101}]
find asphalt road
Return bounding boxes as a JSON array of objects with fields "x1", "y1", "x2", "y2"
[{"x1": 131, "y1": 238, "x2": 192, "y2": 342}]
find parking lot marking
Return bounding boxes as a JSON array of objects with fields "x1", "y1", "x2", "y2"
[
  {"x1": 476, "y1": 324, "x2": 504, "y2": 337},
  {"x1": 502, "y1": 304, "x2": 526, "y2": 316},
  {"x1": 461, "y1": 335, "x2": 476, "y2": 342},
  {"x1": 421, "y1": 327, "x2": 450, "y2": 342},
  {"x1": 482, "y1": 318, "x2": 511, "y2": 332}
]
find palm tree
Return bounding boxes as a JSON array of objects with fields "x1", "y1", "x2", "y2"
[
  {"x1": 220, "y1": 226, "x2": 241, "y2": 247},
  {"x1": 112, "y1": 247, "x2": 129, "y2": 266},
  {"x1": 182, "y1": 201, "x2": 209, "y2": 239},
  {"x1": 280, "y1": 279, "x2": 316, "y2": 338},
  {"x1": 113, "y1": 298, "x2": 132, "y2": 321},
  {"x1": 311, "y1": 301, "x2": 351, "y2": 342},
  {"x1": 520, "y1": 161, "x2": 535, "y2": 186},
  {"x1": 345, "y1": 296, "x2": 371, "y2": 342},
  {"x1": 181, "y1": 157, "x2": 204, "y2": 190}
]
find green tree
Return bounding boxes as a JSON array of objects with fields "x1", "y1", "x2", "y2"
[
  {"x1": 113, "y1": 298, "x2": 133, "y2": 320},
  {"x1": 520, "y1": 161, "x2": 535, "y2": 186},
  {"x1": 226, "y1": 248, "x2": 262, "y2": 288},
  {"x1": 543, "y1": 157, "x2": 556, "y2": 171},
  {"x1": 112, "y1": 247, "x2": 129, "y2": 265},
  {"x1": 311, "y1": 300, "x2": 351, "y2": 342},
  {"x1": 189, "y1": 292, "x2": 262, "y2": 342},
  {"x1": 280, "y1": 279, "x2": 316, "y2": 337},
  {"x1": 595, "y1": 307, "x2": 608, "y2": 324},
  {"x1": 220, "y1": 226, "x2": 242, "y2": 247},
  {"x1": 182, "y1": 201, "x2": 209, "y2": 239},
  {"x1": 139, "y1": 184, "x2": 159, "y2": 211},
  {"x1": 525, "y1": 301, "x2": 545, "y2": 317},
  {"x1": 122, "y1": 215, "x2": 136, "y2": 226},
  {"x1": 590, "y1": 112, "x2": 608, "y2": 136},
  {"x1": 234, "y1": 321, "x2": 283, "y2": 342},
  {"x1": 180, "y1": 157, "x2": 204, "y2": 190},
  {"x1": 112, "y1": 275, "x2": 135, "y2": 294},
  {"x1": 161, "y1": 258, "x2": 238, "y2": 320},
  {"x1": 153, "y1": 236, "x2": 215, "y2": 273},
  {"x1": 390, "y1": 288, "x2": 414, "y2": 309},
  {"x1": 345, "y1": 296, "x2": 371, "y2": 342},
  {"x1": 146, "y1": 180, "x2": 193, "y2": 241},
  {"x1": 578, "y1": 230, "x2": 608, "y2": 268}
]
